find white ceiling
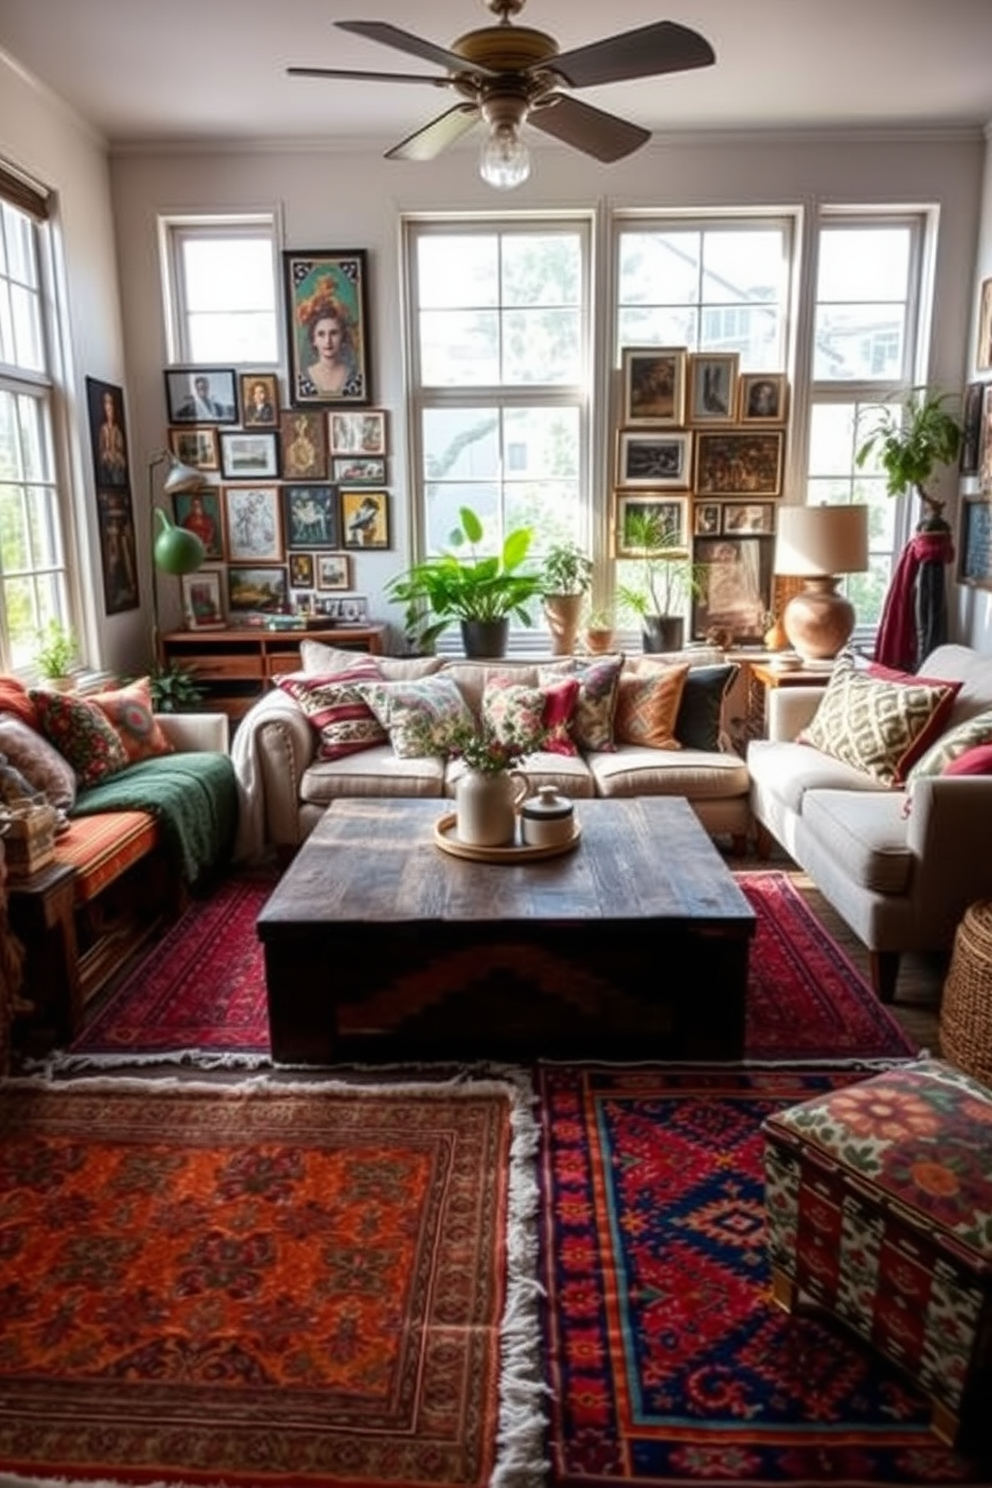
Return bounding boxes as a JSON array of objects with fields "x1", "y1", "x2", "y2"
[{"x1": 2, "y1": 0, "x2": 992, "y2": 153}]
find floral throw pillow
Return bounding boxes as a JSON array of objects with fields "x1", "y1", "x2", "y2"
[
  {"x1": 481, "y1": 675, "x2": 580, "y2": 758},
  {"x1": 356, "y1": 676, "x2": 474, "y2": 760},
  {"x1": 29, "y1": 689, "x2": 129, "y2": 789},
  {"x1": 276, "y1": 661, "x2": 387, "y2": 761},
  {"x1": 538, "y1": 656, "x2": 622, "y2": 753},
  {"x1": 89, "y1": 677, "x2": 175, "y2": 764}
]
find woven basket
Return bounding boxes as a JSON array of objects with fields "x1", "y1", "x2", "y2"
[{"x1": 940, "y1": 901, "x2": 992, "y2": 1086}]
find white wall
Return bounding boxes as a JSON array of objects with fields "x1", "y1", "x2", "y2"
[{"x1": 954, "y1": 121, "x2": 992, "y2": 652}]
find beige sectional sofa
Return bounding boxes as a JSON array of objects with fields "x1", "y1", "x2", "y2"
[
  {"x1": 749, "y1": 643, "x2": 992, "y2": 1003},
  {"x1": 232, "y1": 640, "x2": 750, "y2": 863}
]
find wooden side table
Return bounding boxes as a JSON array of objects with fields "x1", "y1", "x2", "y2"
[
  {"x1": 749, "y1": 661, "x2": 833, "y2": 734},
  {"x1": 7, "y1": 860, "x2": 81, "y2": 1047}
]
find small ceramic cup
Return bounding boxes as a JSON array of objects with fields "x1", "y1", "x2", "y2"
[{"x1": 520, "y1": 785, "x2": 575, "y2": 848}]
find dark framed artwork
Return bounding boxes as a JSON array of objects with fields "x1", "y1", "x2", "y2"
[
  {"x1": 96, "y1": 488, "x2": 140, "y2": 615},
  {"x1": 341, "y1": 489, "x2": 389, "y2": 549},
  {"x1": 219, "y1": 430, "x2": 279, "y2": 480},
  {"x1": 168, "y1": 426, "x2": 220, "y2": 472},
  {"x1": 978, "y1": 278, "x2": 992, "y2": 372},
  {"x1": 694, "y1": 502, "x2": 721, "y2": 536},
  {"x1": 284, "y1": 249, "x2": 371, "y2": 406},
  {"x1": 280, "y1": 410, "x2": 328, "y2": 480},
  {"x1": 316, "y1": 553, "x2": 352, "y2": 591},
  {"x1": 617, "y1": 430, "x2": 692, "y2": 489},
  {"x1": 686, "y1": 353, "x2": 739, "y2": 424},
  {"x1": 961, "y1": 381, "x2": 985, "y2": 476},
  {"x1": 958, "y1": 497, "x2": 992, "y2": 590},
  {"x1": 226, "y1": 565, "x2": 289, "y2": 615},
  {"x1": 86, "y1": 377, "x2": 130, "y2": 489},
  {"x1": 695, "y1": 431, "x2": 784, "y2": 497},
  {"x1": 621, "y1": 346, "x2": 686, "y2": 426},
  {"x1": 172, "y1": 487, "x2": 223, "y2": 560},
  {"x1": 164, "y1": 367, "x2": 238, "y2": 424},
  {"x1": 238, "y1": 372, "x2": 280, "y2": 428},
  {"x1": 691, "y1": 535, "x2": 774, "y2": 643},
  {"x1": 738, "y1": 372, "x2": 789, "y2": 423},
  {"x1": 289, "y1": 552, "x2": 315, "y2": 589},
  {"x1": 282, "y1": 484, "x2": 341, "y2": 550}
]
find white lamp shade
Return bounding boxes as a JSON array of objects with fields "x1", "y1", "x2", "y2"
[{"x1": 775, "y1": 504, "x2": 869, "y2": 577}]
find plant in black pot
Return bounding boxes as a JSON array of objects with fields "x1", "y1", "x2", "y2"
[
  {"x1": 616, "y1": 506, "x2": 700, "y2": 653},
  {"x1": 540, "y1": 540, "x2": 594, "y2": 656},
  {"x1": 386, "y1": 506, "x2": 542, "y2": 659}
]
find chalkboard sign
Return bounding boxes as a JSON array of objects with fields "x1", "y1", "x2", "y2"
[{"x1": 959, "y1": 497, "x2": 992, "y2": 590}]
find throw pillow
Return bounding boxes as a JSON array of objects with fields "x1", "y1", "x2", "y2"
[
  {"x1": 29, "y1": 689, "x2": 129, "y2": 788},
  {"x1": 0, "y1": 713, "x2": 77, "y2": 810},
  {"x1": 88, "y1": 677, "x2": 174, "y2": 764},
  {"x1": 0, "y1": 675, "x2": 39, "y2": 729},
  {"x1": 356, "y1": 675, "x2": 474, "y2": 760},
  {"x1": 275, "y1": 661, "x2": 387, "y2": 761},
  {"x1": 906, "y1": 707, "x2": 992, "y2": 779},
  {"x1": 614, "y1": 663, "x2": 689, "y2": 750},
  {"x1": 538, "y1": 655, "x2": 623, "y2": 753},
  {"x1": 672, "y1": 662, "x2": 740, "y2": 751},
  {"x1": 865, "y1": 662, "x2": 962, "y2": 775},
  {"x1": 796, "y1": 656, "x2": 961, "y2": 787},
  {"x1": 481, "y1": 674, "x2": 580, "y2": 757},
  {"x1": 944, "y1": 743, "x2": 992, "y2": 776}
]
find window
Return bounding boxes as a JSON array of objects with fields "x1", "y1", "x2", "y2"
[
  {"x1": 403, "y1": 218, "x2": 592, "y2": 647},
  {"x1": 0, "y1": 172, "x2": 71, "y2": 671},
  {"x1": 805, "y1": 215, "x2": 930, "y2": 630},
  {"x1": 161, "y1": 216, "x2": 280, "y2": 365}
]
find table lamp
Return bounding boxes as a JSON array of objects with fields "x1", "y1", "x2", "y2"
[
  {"x1": 774, "y1": 503, "x2": 869, "y2": 661},
  {"x1": 147, "y1": 450, "x2": 206, "y2": 663}
]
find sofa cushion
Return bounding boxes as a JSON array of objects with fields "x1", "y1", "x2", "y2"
[
  {"x1": 748, "y1": 737, "x2": 889, "y2": 815},
  {"x1": 301, "y1": 639, "x2": 443, "y2": 682},
  {"x1": 301, "y1": 744, "x2": 446, "y2": 803},
  {"x1": 357, "y1": 675, "x2": 474, "y2": 760},
  {"x1": 614, "y1": 663, "x2": 689, "y2": 750},
  {"x1": 675, "y1": 662, "x2": 740, "y2": 751},
  {"x1": 796, "y1": 656, "x2": 960, "y2": 786},
  {"x1": 588, "y1": 745, "x2": 750, "y2": 801},
  {"x1": 88, "y1": 677, "x2": 175, "y2": 764},
  {"x1": 275, "y1": 661, "x2": 387, "y2": 761},
  {"x1": 944, "y1": 743, "x2": 992, "y2": 776},
  {"x1": 906, "y1": 707, "x2": 992, "y2": 779},
  {"x1": 0, "y1": 713, "x2": 77, "y2": 811},
  {"x1": 0, "y1": 675, "x2": 40, "y2": 729},
  {"x1": 800, "y1": 789, "x2": 914, "y2": 895},
  {"x1": 538, "y1": 655, "x2": 622, "y2": 753},
  {"x1": 445, "y1": 749, "x2": 597, "y2": 800},
  {"x1": 29, "y1": 689, "x2": 129, "y2": 789},
  {"x1": 481, "y1": 674, "x2": 579, "y2": 757}
]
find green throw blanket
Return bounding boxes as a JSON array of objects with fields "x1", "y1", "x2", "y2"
[{"x1": 72, "y1": 753, "x2": 238, "y2": 885}]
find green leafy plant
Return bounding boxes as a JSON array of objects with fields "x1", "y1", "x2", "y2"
[
  {"x1": 34, "y1": 619, "x2": 76, "y2": 679},
  {"x1": 855, "y1": 386, "x2": 962, "y2": 520},
  {"x1": 386, "y1": 506, "x2": 543, "y2": 652},
  {"x1": 615, "y1": 508, "x2": 700, "y2": 620},
  {"x1": 147, "y1": 661, "x2": 206, "y2": 713},
  {"x1": 441, "y1": 719, "x2": 548, "y2": 774},
  {"x1": 540, "y1": 541, "x2": 594, "y2": 597}
]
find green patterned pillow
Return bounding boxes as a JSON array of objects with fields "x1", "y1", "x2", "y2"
[
  {"x1": 907, "y1": 707, "x2": 992, "y2": 779},
  {"x1": 796, "y1": 657, "x2": 960, "y2": 786},
  {"x1": 29, "y1": 688, "x2": 129, "y2": 788},
  {"x1": 356, "y1": 676, "x2": 474, "y2": 760}
]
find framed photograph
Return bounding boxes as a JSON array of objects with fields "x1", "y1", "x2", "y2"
[
  {"x1": 180, "y1": 569, "x2": 225, "y2": 630},
  {"x1": 282, "y1": 483, "x2": 340, "y2": 550},
  {"x1": 615, "y1": 494, "x2": 689, "y2": 557},
  {"x1": 172, "y1": 487, "x2": 223, "y2": 560},
  {"x1": 222, "y1": 484, "x2": 283, "y2": 562},
  {"x1": 219, "y1": 430, "x2": 279, "y2": 480},
  {"x1": 978, "y1": 278, "x2": 992, "y2": 371},
  {"x1": 691, "y1": 535, "x2": 774, "y2": 644},
  {"x1": 316, "y1": 553, "x2": 352, "y2": 591},
  {"x1": 280, "y1": 410, "x2": 328, "y2": 480},
  {"x1": 165, "y1": 367, "x2": 238, "y2": 424},
  {"x1": 284, "y1": 249, "x2": 371, "y2": 406},
  {"x1": 961, "y1": 381, "x2": 985, "y2": 476},
  {"x1": 695, "y1": 431, "x2": 784, "y2": 497},
  {"x1": 621, "y1": 347, "x2": 686, "y2": 426},
  {"x1": 694, "y1": 502, "x2": 722, "y2": 536},
  {"x1": 168, "y1": 425, "x2": 220, "y2": 472},
  {"x1": 722, "y1": 500, "x2": 777, "y2": 535},
  {"x1": 331, "y1": 455, "x2": 386, "y2": 485},
  {"x1": 227, "y1": 565, "x2": 288, "y2": 615},
  {"x1": 617, "y1": 430, "x2": 692, "y2": 489},
  {"x1": 289, "y1": 552, "x2": 315, "y2": 589},
  {"x1": 341, "y1": 489, "x2": 390, "y2": 549},
  {"x1": 329, "y1": 408, "x2": 387, "y2": 456},
  {"x1": 95, "y1": 488, "x2": 140, "y2": 615},
  {"x1": 980, "y1": 384, "x2": 992, "y2": 489},
  {"x1": 738, "y1": 372, "x2": 788, "y2": 423},
  {"x1": 958, "y1": 497, "x2": 992, "y2": 589},
  {"x1": 239, "y1": 372, "x2": 280, "y2": 429},
  {"x1": 322, "y1": 593, "x2": 369, "y2": 623},
  {"x1": 686, "y1": 353, "x2": 739, "y2": 424},
  {"x1": 86, "y1": 377, "x2": 130, "y2": 489}
]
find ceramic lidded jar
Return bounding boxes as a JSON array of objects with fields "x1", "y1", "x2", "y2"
[{"x1": 520, "y1": 785, "x2": 575, "y2": 848}]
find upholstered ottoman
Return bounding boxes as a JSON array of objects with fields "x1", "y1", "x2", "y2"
[{"x1": 762, "y1": 1059, "x2": 992, "y2": 1448}]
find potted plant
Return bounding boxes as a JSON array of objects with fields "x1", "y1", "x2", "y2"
[
  {"x1": 34, "y1": 620, "x2": 77, "y2": 690},
  {"x1": 386, "y1": 505, "x2": 543, "y2": 659},
  {"x1": 855, "y1": 386, "x2": 963, "y2": 527},
  {"x1": 147, "y1": 661, "x2": 206, "y2": 713},
  {"x1": 583, "y1": 607, "x2": 616, "y2": 655},
  {"x1": 541, "y1": 540, "x2": 594, "y2": 656},
  {"x1": 615, "y1": 508, "x2": 700, "y2": 652}
]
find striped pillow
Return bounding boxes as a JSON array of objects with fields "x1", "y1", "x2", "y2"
[{"x1": 275, "y1": 660, "x2": 386, "y2": 761}]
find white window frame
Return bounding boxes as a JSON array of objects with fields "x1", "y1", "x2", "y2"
[{"x1": 159, "y1": 213, "x2": 282, "y2": 367}]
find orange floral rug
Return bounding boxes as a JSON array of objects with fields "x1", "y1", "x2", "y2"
[{"x1": 0, "y1": 1072, "x2": 544, "y2": 1487}]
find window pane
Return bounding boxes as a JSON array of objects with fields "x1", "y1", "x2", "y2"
[
  {"x1": 618, "y1": 305, "x2": 697, "y2": 349},
  {"x1": 813, "y1": 225, "x2": 912, "y2": 381},
  {"x1": 420, "y1": 310, "x2": 499, "y2": 386},
  {"x1": 812, "y1": 305, "x2": 905, "y2": 381},
  {"x1": 503, "y1": 308, "x2": 580, "y2": 383},
  {"x1": 417, "y1": 235, "x2": 498, "y2": 308},
  {"x1": 423, "y1": 408, "x2": 500, "y2": 483},
  {"x1": 169, "y1": 222, "x2": 278, "y2": 364},
  {"x1": 817, "y1": 227, "x2": 911, "y2": 300},
  {"x1": 502, "y1": 233, "x2": 581, "y2": 307},
  {"x1": 619, "y1": 232, "x2": 700, "y2": 305}
]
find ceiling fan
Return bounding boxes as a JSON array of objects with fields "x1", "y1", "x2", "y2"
[{"x1": 288, "y1": 0, "x2": 715, "y2": 189}]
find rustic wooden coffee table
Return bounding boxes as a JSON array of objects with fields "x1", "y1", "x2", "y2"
[{"x1": 256, "y1": 796, "x2": 755, "y2": 1063}]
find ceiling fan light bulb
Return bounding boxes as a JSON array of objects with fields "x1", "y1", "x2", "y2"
[{"x1": 479, "y1": 123, "x2": 530, "y2": 189}]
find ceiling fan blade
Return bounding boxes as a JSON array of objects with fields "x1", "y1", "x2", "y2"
[
  {"x1": 550, "y1": 20, "x2": 715, "y2": 88},
  {"x1": 288, "y1": 66, "x2": 451, "y2": 87},
  {"x1": 528, "y1": 94, "x2": 650, "y2": 163},
  {"x1": 385, "y1": 104, "x2": 480, "y2": 163},
  {"x1": 335, "y1": 20, "x2": 501, "y2": 79}
]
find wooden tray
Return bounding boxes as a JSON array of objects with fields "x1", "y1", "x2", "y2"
[{"x1": 433, "y1": 811, "x2": 581, "y2": 864}]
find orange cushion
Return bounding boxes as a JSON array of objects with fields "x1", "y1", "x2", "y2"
[
  {"x1": 614, "y1": 664, "x2": 690, "y2": 750},
  {"x1": 54, "y1": 811, "x2": 159, "y2": 904},
  {"x1": 88, "y1": 677, "x2": 175, "y2": 764},
  {"x1": 0, "y1": 675, "x2": 39, "y2": 729}
]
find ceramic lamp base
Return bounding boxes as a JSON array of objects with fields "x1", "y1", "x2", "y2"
[{"x1": 782, "y1": 576, "x2": 855, "y2": 661}]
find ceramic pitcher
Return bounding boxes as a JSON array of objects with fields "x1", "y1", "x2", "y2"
[{"x1": 455, "y1": 768, "x2": 528, "y2": 847}]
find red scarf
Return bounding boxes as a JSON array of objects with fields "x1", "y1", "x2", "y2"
[{"x1": 873, "y1": 529, "x2": 954, "y2": 671}]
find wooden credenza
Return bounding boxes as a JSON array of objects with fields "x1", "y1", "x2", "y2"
[{"x1": 161, "y1": 625, "x2": 388, "y2": 723}]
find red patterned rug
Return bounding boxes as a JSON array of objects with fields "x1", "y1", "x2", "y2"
[
  {"x1": 537, "y1": 1064, "x2": 982, "y2": 1485},
  {"x1": 0, "y1": 1072, "x2": 542, "y2": 1486},
  {"x1": 64, "y1": 870, "x2": 915, "y2": 1066}
]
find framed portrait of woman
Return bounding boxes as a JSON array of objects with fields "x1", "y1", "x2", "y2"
[{"x1": 284, "y1": 249, "x2": 371, "y2": 408}]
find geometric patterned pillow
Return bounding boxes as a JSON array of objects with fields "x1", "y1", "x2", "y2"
[
  {"x1": 797, "y1": 656, "x2": 961, "y2": 787},
  {"x1": 538, "y1": 655, "x2": 622, "y2": 753},
  {"x1": 88, "y1": 676, "x2": 175, "y2": 764},
  {"x1": 614, "y1": 663, "x2": 689, "y2": 750},
  {"x1": 29, "y1": 688, "x2": 129, "y2": 788},
  {"x1": 355, "y1": 675, "x2": 474, "y2": 760},
  {"x1": 906, "y1": 707, "x2": 992, "y2": 779},
  {"x1": 275, "y1": 661, "x2": 387, "y2": 761}
]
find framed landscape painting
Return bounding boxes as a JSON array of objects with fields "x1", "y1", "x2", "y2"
[{"x1": 227, "y1": 565, "x2": 289, "y2": 615}]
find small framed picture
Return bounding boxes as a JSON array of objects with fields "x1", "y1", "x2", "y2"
[
  {"x1": 691, "y1": 535, "x2": 774, "y2": 644},
  {"x1": 222, "y1": 484, "x2": 283, "y2": 562},
  {"x1": 168, "y1": 426, "x2": 220, "y2": 472},
  {"x1": 281, "y1": 410, "x2": 328, "y2": 480},
  {"x1": 722, "y1": 501, "x2": 777, "y2": 535},
  {"x1": 694, "y1": 502, "x2": 722, "y2": 536},
  {"x1": 961, "y1": 381, "x2": 985, "y2": 476},
  {"x1": 980, "y1": 385, "x2": 992, "y2": 489},
  {"x1": 617, "y1": 430, "x2": 692, "y2": 489},
  {"x1": 958, "y1": 496, "x2": 992, "y2": 589},
  {"x1": 322, "y1": 594, "x2": 369, "y2": 623},
  {"x1": 738, "y1": 373, "x2": 788, "y2": 423},
  {"x1": 329, "y1": 409, "x2": 387, "y2": 456},
  {"x1": 341, "y1": 489, "x2": 390, "y2": 548},
  {"x1": 331, "y1": 455, "x2": 386, "y2": 485},
  {"x1": 695, "y1": 431, "x2": 784, "y2": 497},
  {"x1": 180, "y1": 569, "x2": 225, "y2": 630},
  {"x1": 282, "y1": 483, "x2": 340, "y2": 550},
  {"x1": 227, "y1": 565, "x2": 288, "y2": 615},
  {"x1": 978, "y1": 278, "x2": 992, "y2": 371},
  {"x1": 238, "y1": 373, "x2": 280, "y2": 429},
  {"x1": 165, "y1": 367, "x2": 238, "y2": 424},
  {"x1": 289, "y1": 552, "x2": 315, "y2": 589},
  {"x1": 615, "y1": 494, "x2": 689, "y2": 557},
  {"x1": 86, "y1": 377, "x2": 131, "y2": 489},
  {"x1": 172, "y1": 487, "x2": 223, "y2": 560},
  {"x1": 621, "y1": 347, "x2": 687, "y2": 426},
  {"x1": 284, "y1": 248, "x2": 371, "y2": 406},
  {"x1": 219, "y1": 430, "x2": 279, "y2": 480},
  {"x1": 316, "y1": 553, "x2": 352, "y2": 591},
  {"x1": 686, "y1": 353, "x2": 739, "y2": 424}
]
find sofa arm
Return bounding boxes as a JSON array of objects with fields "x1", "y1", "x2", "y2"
[
  {"x1": 904, "y1": 774, "x2": 992, "y2": 938},
  {"x1": 231, "y1": 689, "x2": 317, "y2": 859},
  {"x1": 766, "y1": 686, "x2": 826, "y2": 742},
  {"x1": 156, "y1": 711, "x2": 230, "y2": 753}
]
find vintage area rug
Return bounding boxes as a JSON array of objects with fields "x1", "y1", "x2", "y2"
[
  {"x1": 64, "y1": 871, "x2": 915, "y2": 1067},
  {"x1": 0, "y1": 1072, "x2": 544, "y2": 1487},
  {"x1": 537, "y1": 1064, "x2": 981, "y2": 1486}
]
